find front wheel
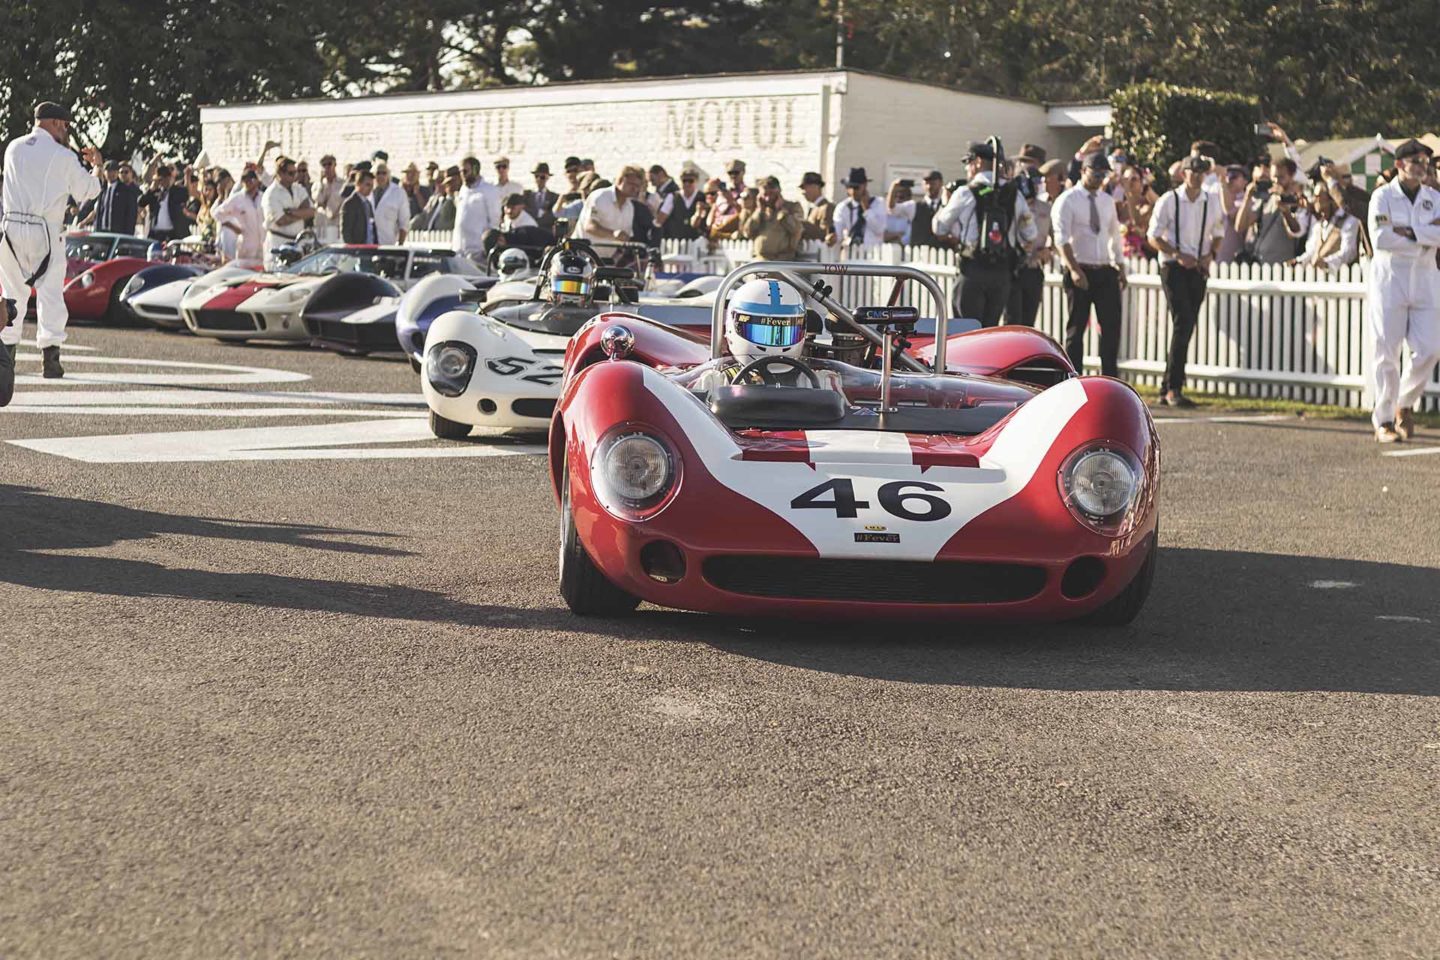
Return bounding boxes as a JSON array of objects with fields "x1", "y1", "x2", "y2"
[
  {"x1": 559, "y1": 454, "x2": 639, "y2": 616},
  {"x1": 1080, "y1": 530, "x2": 1158, "y2": 627},
  {"x1": 429, "y1": 410, "x2": 471, "y2": 440}
]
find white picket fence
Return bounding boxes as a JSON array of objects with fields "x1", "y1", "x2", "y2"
[{"x1": 655, "y1": 237, "x2": 1439, "y2": 412}]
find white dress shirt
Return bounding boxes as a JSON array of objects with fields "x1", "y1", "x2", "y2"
[
  {"x1": 581, "y1": 186, "x2": 634, "y2": 242},
  {"x1": 451, "y1": 181, "x2": 494, "y2": 256},
  {"x1": 832, "y1": 194, "x2": 888, "y2": 247},
  {"x1": 372, "y1": 182, "x2": 409, "y2": 245},
  {"x1": 1053, "y1": 184, "x2": 1125, "y2": 266},
  {"x1": 261, "y1": 180, "x2": 310, "y2": 253},
  {"x1": 486, "y1": 179, "x2": 513, "y2": 224},
  {"x1": 933, "y1": 172, "x2": 1038, "y2": 255},
  {"x1": 1146, "y1": 186, "x2": 1225, "y2": 262},
  {"x1": 1296, "y1": 213, "x2": 1360, "y2": 270},
  {"x1": 502, "y1": 209, "x2": 538, "y2": 232}
]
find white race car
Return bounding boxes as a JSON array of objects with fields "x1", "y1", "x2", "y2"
[
  {"x1": 421, "y1": 239, "x2": 715, "y2": 439},
  {"x1": 179, "y1": 244, "x2": 477, "y2": 342}
]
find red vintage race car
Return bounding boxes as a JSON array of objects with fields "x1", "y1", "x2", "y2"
[
  {"x1": 61, "y1": 231, "x2": 163, "y2": 323},
  {"x1": 549, "y1": 261, "x2": 1160, "y2": 624}
]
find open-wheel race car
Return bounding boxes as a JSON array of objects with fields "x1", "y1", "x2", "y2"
[
  {"x1": 549, "y1": 261, "x2": 1160, "y2": 624},
  {"x1": 420, "y1": 237, "x2": 715, "y2": 439}
]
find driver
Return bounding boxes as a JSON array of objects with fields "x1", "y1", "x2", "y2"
[
  {"x1": 690, "y1": 278, "x2": 840, "y2": 391},
  {"x1": 544, "y1": 248, "x2": 595, "y2": 306}
]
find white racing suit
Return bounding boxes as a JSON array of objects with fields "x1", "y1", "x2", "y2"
[
  {"x1": 1366, "y1": 178, "x2": 1440, "y2": 427},
  {"x1": 0, "y1": 127, "x2": 102, "y2": 350}
]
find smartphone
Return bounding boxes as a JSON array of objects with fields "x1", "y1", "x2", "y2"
[
  {"x1": 1255, "y1": 178, "x2": 1274, "y2": 191},
  {"x1": 1254, "y1": 123, "x2": 1271, "y2": 137}
]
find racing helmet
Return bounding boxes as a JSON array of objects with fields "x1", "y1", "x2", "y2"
[
  {"x1": 497, "y1": 247, "x2": 530, "y2": 279},
  {"x1": 724, "y1": 278, "x2": 808, "y2": 360},
  {"x1": 546, "y1": 249, "x2": 594, "y2": 305}
]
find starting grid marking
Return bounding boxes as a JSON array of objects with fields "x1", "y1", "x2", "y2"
[{"x1": 3, "y1": 346, "x2": 545, "y2": 463}]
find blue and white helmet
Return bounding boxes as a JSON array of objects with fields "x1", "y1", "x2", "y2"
[{"x1": 724, "y1": 278, "x2": 808, "y2": 361}]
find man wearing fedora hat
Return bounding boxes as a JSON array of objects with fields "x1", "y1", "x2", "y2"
[
  {"x1": 798, "y1": 172, "x2": 832, "y2": 241},
  {"x1": 1, "y1": 101, "x2": 104, "y2": 397},
  {"x1": 831, "y1": 167, "x2": 886, "y2": 248},
  {"x1": 526, "y1": 162, "x2": 558, "y2": 231}
]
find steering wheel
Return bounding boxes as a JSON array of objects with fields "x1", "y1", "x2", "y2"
[{"x1": 732, "y1": 355, "x2": 821, "y2": 388}]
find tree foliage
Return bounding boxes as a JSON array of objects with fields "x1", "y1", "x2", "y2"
[
  {"x1": 1110, "y1": 82, "x2": 1260, "y2": 172},
  {"x1": 0, "y1": 0, "x2": 1433, "y2": 163}
]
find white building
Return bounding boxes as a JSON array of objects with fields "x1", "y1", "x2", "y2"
[{"x1": 201, "y1": 69, "x2": 1106, "y2": 199}]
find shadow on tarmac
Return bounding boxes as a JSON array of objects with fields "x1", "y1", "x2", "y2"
[
  {"x1": 0, "y1": 484, "x2": 555, "y2": 628},
  {"x1": 4, "y1": 484, "x2": 1437, "y2": 692},
  {"x1": 671, "y1": 548, "x2": 1440, "y2": 696}
]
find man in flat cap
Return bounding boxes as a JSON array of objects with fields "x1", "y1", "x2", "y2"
[
  {"x1": 1366, "y1": 138, "x2": 1440, "y2": 442},
  {"x1": 0, "y1": 102, "x2": 104, "y2": 400}
]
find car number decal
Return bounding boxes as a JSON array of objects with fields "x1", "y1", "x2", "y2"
[
  {"x1": 485, "y1": 355, "x2": 562, "y2": 386},
  {"x1": 791, "y1": 479, "x2": 952, "y2": 522}
]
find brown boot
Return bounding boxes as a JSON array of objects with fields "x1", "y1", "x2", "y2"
[
  {"x1": 1375, "y1": 422, "x2": 1401, "y2": 444},
  {"x1": 1395, "y1": 408, "x2": 1415, "y2": 441},
  {"x1": 42, "y1": 345, "x2": 63, "y2": 379}
]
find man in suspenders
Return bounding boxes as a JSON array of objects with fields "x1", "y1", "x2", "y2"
[
  {"x1": 1, "y1": 102, "x2": 104, "y2": 404},
  {"x1": 1146, "y1": 154, "x2": 1224, "y2": 406}
]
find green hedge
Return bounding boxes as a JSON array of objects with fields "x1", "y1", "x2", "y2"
[{"x1": 1109, "y1": 82, "x2": 1261, "y2": 174}]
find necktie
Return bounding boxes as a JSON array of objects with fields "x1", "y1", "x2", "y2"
[
  {"x1": 1088, "y1": 192, "x2": 1101, "y2": 234},
  {"x1": 851, "y1": 201, "x2": 866, "y2": 246}
]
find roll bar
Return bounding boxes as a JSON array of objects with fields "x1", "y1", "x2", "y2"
[{"x1": 709, "y1": 261, "x2": 950, "y2": 375}]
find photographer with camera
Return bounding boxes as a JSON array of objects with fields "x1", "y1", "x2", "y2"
[
  {"x1": 1235, "y1": 156, "x2": 1308, "y2": 263},
  {"x1": 934, "y1": 141, "x2": 1037, "y2": 327},
  {"x1": 884, "y1": 178, "x2": 917, "y2": 243},
  {"x1": 738, "y1": 175, "x2": 804, "y2": 261},
  {"x1": 1003, "y1": 158, "x2": 1060, "y2": 327}
]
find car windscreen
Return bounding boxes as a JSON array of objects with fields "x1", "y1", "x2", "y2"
[
  {"x1": 285, "y1": 249, "x2": 410, "y2": 278},
  {"x1": 115, "y1": 238, "x2": 157, "y2": 258},
  {"x1": 66, "y1": 237, "x2": 114, "y2": 262}
]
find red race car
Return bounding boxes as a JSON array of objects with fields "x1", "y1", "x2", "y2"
[
  {"x1": 549, "y1": 262, "x2": 1159, "y2": 624},
  {"x1": 62, "y1": 231, "x2": 163, "y2": 323}
]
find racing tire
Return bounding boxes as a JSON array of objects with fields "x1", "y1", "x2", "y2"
[
  {"x1": 410, "y1": 357, "x2": 422, "y2": 374},
  {"x1": 1079, "y1": 531, "x2": 1158, "y2": 627},
  {"x1": 429, "y1": 410, "x2": 472, "y2": 440},
  {"x1": 559, "y1": 455, "x2": 640, "y2": 617},
  {"x1": 106, "y1": 283, "x2": 141, "y2": 327}
]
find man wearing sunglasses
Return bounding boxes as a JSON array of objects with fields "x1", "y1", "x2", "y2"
[
  {"x1": 0, "y1": 101, "x2": 104, "y2": 395},
  {"x1": 261, "y1": 156, "x2": 315, "y2": 269},
  {"x1": 656, "y1": 167, "x2": 702, "y2": 240},
  {"x1": 312, "y1": 155, "x2": 344, "y2": 242},
  {"x1": 1366, "y1": 139, "x2": 1440, "y2": 443}
]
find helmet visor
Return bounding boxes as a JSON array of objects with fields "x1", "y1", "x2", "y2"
[
  {"x1": 734, "y1": 313, "x2": 804, "y2": 348},
  {"x1": 552, "y1": 278, "x2": 589, "y2": 296}
]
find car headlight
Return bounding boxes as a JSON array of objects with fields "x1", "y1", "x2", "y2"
[
  {"x1": 121, "y1": 275, "x2": 145, "y2": 299},
  {"x1": 1060, "y1": 443, "x2": 1142, "y2": 534},
  {"x1": 592, "y1": 428, "x2": 679, "y2": 518},
  {"x1": 80, "y1": 272, "x2": 96, "y2": 288},
  {"x1": 425, "y1": 340, "x2": 476, "y2": 397}
]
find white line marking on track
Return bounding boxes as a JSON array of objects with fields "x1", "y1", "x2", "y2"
[
  {"x1": 1152, "y1": 414, "x2": 1293, "y2": 424},
  {"x1": 1309, "y1": 580, "x2": 1359, "y2": 589},
  {"x1": 4, "y1": 407, "x2": 426, "y2": 418},
  {"x1": 1376, "y1": 615, "x2": 1432, "y2": 624},
  {"x1": 11, "y1": 355, "x2": 309, "y2": 386},
  {"x1": 9, "y1": 419, "x2": 544, "y2": 463},
  {"x1": 1383, "y1": 446, "x2": 1440, "y2": 458},
  {"x1": 5, "y1": 389, "x2": 426, "y2": 408}
]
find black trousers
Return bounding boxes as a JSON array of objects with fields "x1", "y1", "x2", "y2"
[
  {"x1": 955, "y1": 260, "x2": 1012, "y2": 328},
  {"x1": 1062, "y1": 266, "x2": 1123, "y2": 377},
  {"x1": 1004, "y1": 266, "x2": 1044, "y2": 327},
  {"x1": 1159, "y1": 263, "x2": 1207, "y2": 393}
]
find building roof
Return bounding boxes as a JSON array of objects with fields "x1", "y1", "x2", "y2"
[{"x1": 202, "y1": 67, "x2": 1060, "y2": 113}]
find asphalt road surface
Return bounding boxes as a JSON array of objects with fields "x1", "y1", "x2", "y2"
[{"x1": 2, "y1": 326, "x2": 1437, "y2": 959}]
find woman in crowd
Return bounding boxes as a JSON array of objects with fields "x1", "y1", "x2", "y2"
[
  {"x1": 1215, "y1": 164, "x2": 1249, "y2": 263},
  {"x1": 194, "y1": 180, "x2": 220, "y2": 250},
  {"x1": 1118, "y1": 164, "x2": 1157, "y2": 259},
  {"x1": 1291, "y1": 186, "x2": 1359, "y2": 271}
]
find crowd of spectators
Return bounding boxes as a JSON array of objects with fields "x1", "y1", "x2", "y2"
[{"x1": 57, "y1": 123, "x2": 1436, "y2": 276}]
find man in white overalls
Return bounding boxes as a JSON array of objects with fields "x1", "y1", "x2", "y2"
[
  {"x1": 0, "y1": 101, "x2": 104, "y2": 405},
  {"x1": 1367, "y1": 139, "x2": 1440, "y2": 442}
]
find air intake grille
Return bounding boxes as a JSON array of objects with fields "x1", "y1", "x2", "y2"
[{"x1": 703, "y1": 556, "x2": 1047, "y2": 604}]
